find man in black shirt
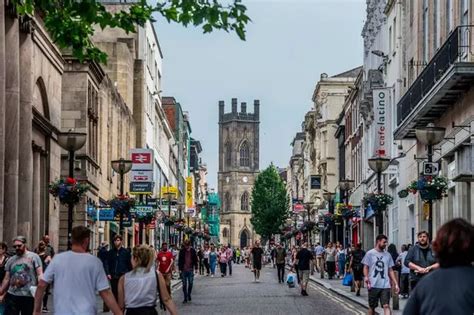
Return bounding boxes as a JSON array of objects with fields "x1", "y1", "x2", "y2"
[
  {"x1": 295, "y1": 242, "x2": 314, "y2": 296},
  {"x1": 106, "y1": 235, "x2": 132, "y2": 306},
  {"x1": 404, "y1": 231, "x2": 439, "y2": 290},
  {"x1": 251, "y1": 241, "x2": 264, "y2": 282}
]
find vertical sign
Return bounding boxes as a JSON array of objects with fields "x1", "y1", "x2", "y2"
[
  {"x1": 186, "y1": 176, "x2": 193, "y2": 208},
  {"x1": 372, "y1": 88, "x2": 390, "y2": 157}
]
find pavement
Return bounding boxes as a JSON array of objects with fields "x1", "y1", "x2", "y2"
[
  {"x1": 174, "y1": 263, "x2": 365, "y2": 315},
  {"x1": 308, "y1": 271, "x2": 407, "y2": 315}
]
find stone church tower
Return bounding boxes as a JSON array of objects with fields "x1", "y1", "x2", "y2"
[{"x1": 218, "y1": 98, "x2": 260, "y2": 248}]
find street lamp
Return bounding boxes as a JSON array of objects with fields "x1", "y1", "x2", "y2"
[
  {"x1": 339, "y1": 179, "x2": 355, "y2": 247},
  {"x1": 368, "y1": 157, "x2": 391, "y2": 234},
  {"x1": 415, "y1": 123, "x2": 446, "y2": 238},
  {"x1": 111, "y1": 158, "x2": 133, "y2": 233},
  {"x1": 323, "y1": 192, "x2": 335, "y2": 243},
  {"x1": 57, "y1": 131, "x2": 87, "y2": 250}
]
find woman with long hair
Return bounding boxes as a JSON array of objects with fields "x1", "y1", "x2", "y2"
[
  {"x1": 209, "y1": 244, "x2": 218, "y2": 277},
  {"x1": 118, "y1": 245, "x2": 178, "y2": 315}
]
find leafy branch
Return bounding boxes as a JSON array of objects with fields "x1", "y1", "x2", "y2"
[{"x1": 13, "y1": 0, "x2": 250, "y2": 63}]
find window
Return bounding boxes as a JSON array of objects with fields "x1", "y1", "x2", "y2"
[
  {"x1": 446, "y1": 0, "x2": 453, "y2": 34},
  {"x1": 87, "y1": 82, "x2": 98, "y2": 162},
  {"x1": 389, "y1": 26, "x2": 392, "y2": 54},
  {"x1": 422, "y1": 0, "x2": 429, "y2": 63},
  {"x1": 393, "y1": 17, "x2": 397, "y2": 53},
  {"x1": 225, "y1": 192, "x2": 231, "y2": 212},
  {"x1": 409, "y1": 0, "x2": 414, "y2": 26},
  {"x1": 223, "y1": 228, "x2": 229, "y2": 238},
  {"x1": 225, "y1": 141, "x2": 232, "y2": 168},
  {"x1": 241, "y1": 192, "x2": 249, "y2": 211},
  {"x1": 240, "y1": 141, "x2": 250, "y2": 167},
  {"x1": 460, "y1": 0, "x2": 469, "y2": 60},
  {"x1": 434, "y1": 0, "x2": 440, "y2": 50}
]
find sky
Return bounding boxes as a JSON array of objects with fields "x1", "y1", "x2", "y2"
[{"x1": 155, "y1": 0, "x2": 365, "y2": 189}]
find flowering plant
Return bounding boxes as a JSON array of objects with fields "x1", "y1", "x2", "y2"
[
  {"x1": 362, "y1": 193, "x2": 393, "y2": 212},
  {"x1": 109, "y1": 194, "x2": 135, "y2": 216},
  {"x1": 49, "y1": 177, "x2": 89, "y2": 205},
  {"x1": 407, "y1": 176, "x2": 448, "y2": 201},
  {"x1": 336, "y1": 203, "x2": 355, "y2": 218},
  {"x1": 299, "y1": 221, "x2": 316, "y2": 232},
  {"x1": 323, "y1": 213, "x2": 334, "y2": 225}
]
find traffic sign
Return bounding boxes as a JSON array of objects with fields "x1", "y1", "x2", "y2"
[
  {"x1": 423, "y1": 162, "x2": 439, "y2": 176},
  {"x1": 130, "y1": 148, "x2": 153, "y2": 171},
  {"x1": 130, "y1": 182, "x2": 153, "y2": 194},
  {"x1": 293, "y1": 203, "x2": 304, "y2": 212},
  {"x1": 130, "y1": 170, "x2": 153, "y2": 182},
  {"x1": 133, "y1": 206, "x2": 154, "y2": 217}
]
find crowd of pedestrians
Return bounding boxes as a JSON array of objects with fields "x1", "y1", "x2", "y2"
[{"x1": 281, "y1": 218, "x2": 473, "y2": 315}]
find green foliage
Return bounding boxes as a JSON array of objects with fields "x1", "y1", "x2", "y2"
[
  {"x1": 13, "y1": 0, "x2": 250, "y2": 63},
  {"x1": 250, "y1": 164, "x2": 289, "y2": 240}
]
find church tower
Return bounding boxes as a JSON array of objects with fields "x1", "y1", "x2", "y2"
[{"x1": 218, "y1": 98, "x2": 260, "y2": 248}]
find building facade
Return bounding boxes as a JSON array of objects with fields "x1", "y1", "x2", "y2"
[{"x1": 218, "y1": 98, "x2": 260, "y2": 248}]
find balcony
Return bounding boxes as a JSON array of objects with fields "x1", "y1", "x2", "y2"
[{"x1": 395, "y1": 26, "x2": 474, "y2": 139}]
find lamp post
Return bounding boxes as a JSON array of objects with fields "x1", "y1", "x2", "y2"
[
  {"x1": 304, "y1": 202, "x2": 314, "y2": 245},
  {"x1": 415, "y1": 123, "x2": 446, "y2": 238},
  {"x1": 323, "y1": 192, "x2": 335, "y2": 243},
  {"x1": 57, "y1": 131, "x2": 87, "y2": 250},
  {"x1": 368, "y1": 157, "x2": 391, "y2": 235},
  {"x1": 339, "y1": 179, "x2": 355, "y2": 247},
  {"x1": 111, "y1": 158, "x2": 133, "y2": 234}
]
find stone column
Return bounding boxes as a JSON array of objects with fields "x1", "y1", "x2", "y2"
[
  {"x1": 17, "y1": 25, "x2": 34, "y2": 243},
  {"x1": 3, "y1": 12, "x2": 20, "y2": 242},
  {"x1": 32, "y1": 150, "x2": 41, "y2": 246},
  {"x1": 0, "y1": 1, "x2": 6, "y2": 238}
]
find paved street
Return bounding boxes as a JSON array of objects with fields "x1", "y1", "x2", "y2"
[{"x1": 174, "y1": 264, "x2": 365, "y2": 315}]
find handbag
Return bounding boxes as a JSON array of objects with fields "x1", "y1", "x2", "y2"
[{"x1": 342, "y1": 273, "x2": 353, "y2": 286}]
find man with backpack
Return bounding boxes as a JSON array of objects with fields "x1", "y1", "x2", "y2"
[{"x1": 349, "y1": 243, "x2": 365, "y2": 296}]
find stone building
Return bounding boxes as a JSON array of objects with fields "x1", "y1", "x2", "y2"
[
  {"x1": 60, "y1": 56, "x2": 136, "y2": 250},
  {"x1": 393, "y1": 0, "x2": 474, "y2": 235},
  {"x1": 218, "y1": 98, "x2": 260, "y2": 248},
  {"x1": 0, "y1": 4, "x2": 64, "y2": 248}
]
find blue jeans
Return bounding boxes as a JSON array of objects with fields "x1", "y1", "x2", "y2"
[
  {"x1": 182, "y1": 271, "x2": 194, "y2": 300},
  {"x1": 210, "y1": 260, "x2": 217, "y2": 275}
]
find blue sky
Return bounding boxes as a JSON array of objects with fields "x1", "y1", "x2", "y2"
[{"x1": 155, "y1": 0, "x2": 365, "y2": 189}]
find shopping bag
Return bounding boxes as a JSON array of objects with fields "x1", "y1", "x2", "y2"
[
  {"x1": 342, "y1": 273, "x2": 353, "y2": 286},
  {"x1": 287, "y1": 272, "x2": 296, "y2": 288}
]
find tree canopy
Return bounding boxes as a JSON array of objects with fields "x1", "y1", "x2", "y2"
[
  {"x1": 13, "y1": 0, "x2": 250, "y2": 63},
  {"x1": 250, "y1": 164, "x2": 289, "y2": 241}
]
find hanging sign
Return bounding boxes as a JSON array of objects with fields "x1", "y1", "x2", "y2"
[{"x1": 372, "y1": 88, "x2": 390, "y2": 157}]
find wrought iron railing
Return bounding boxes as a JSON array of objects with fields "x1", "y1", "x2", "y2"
[{"x1": 397, "y1": 25, "x2": 473, "y2": 126}]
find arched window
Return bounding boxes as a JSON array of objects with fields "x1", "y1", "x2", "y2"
[
  {"x1": 225, "y1": 192, "x2": 231, "y2": 212},
  {"x1": 240, "y1": 141, "x2": 250, "y2": 167},
  {"x1": 222, "y1": 228, "x2": 229, "y2": 238},
  {"x1": 225, "y1": 141, "x2": 232, "y2": 168},
  {"x1": 241, "y1": 192, "x2": 249, "y2": 211}
]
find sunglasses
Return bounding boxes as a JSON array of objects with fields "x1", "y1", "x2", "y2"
[{"x1": 13, "y1": 244, "x2": 24, "y2": 249}]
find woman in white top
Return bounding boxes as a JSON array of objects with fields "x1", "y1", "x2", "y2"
[{"x1": 118, "y1": 245, "x2": 178, "y2": 315}]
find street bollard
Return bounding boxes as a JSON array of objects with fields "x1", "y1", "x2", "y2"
[{"x1": 392, "y1": 270, "x2": 399, "y2": 310}]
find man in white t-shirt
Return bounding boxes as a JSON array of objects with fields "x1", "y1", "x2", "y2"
[
  {"x1": 362, "y1": 234, "x2": 399, "y2": 315},
  {"x1": 33, "y1": 226, "x2": 122, "y2": 315}
]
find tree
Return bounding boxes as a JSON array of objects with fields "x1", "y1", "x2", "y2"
[
  {"x1": 250, "y1": 164, "x2": 289, "y2": 241},
  {"x1": 13, "y1": 0, "x2": 250, "y2": 63}
]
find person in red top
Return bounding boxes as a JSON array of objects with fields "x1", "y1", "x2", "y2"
[{"x1": 157, "y1": 242, "x2": 174, "y2": 297}]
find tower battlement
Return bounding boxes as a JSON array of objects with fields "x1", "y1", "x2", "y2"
[{"x1": 219, "y1": 98, "x2": 260, "y2": 123}]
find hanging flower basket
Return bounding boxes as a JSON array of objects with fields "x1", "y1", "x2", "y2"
[
  {"x1": 300, "y1": 221, "x2": 316, "y2": 232},
  {"x1": 109, "y1": 194, "x2": 136, "y2": 217},
  {"x1": 398, "y1": 189, "x2": 409, "y2": 198},
  {"x1": 49, "y1": 177, "x2": 89, "y2": 205},
  {"x1": 184, "y1": 227, "x2": 193, "y2": 235},
  {"x1": 407, "y1": 176, "x2": 448, "y2": 201},
  {"x1": 323, "y1": 213, "x2": 334, "y2": 225},
  {"x1": 174, "y1": 223, "x2": 185, "y2": 231},
  {"x1": 362, "y1": 193, "x2": 393, "y2": 212},
  {"x1": 203, "y1": 234, "x2": 211, "y2": 241},
  {"x1": 163, "y1": 215, "x2": 176, "y2": 226}
]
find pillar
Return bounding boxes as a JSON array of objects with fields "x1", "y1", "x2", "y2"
[
  {"x1": 18, "y1": 24, "x2": 34, "y2": 243},
  {"x1": 0, "y1": 1, "x2": 6, "y2": 238},
  {"x1": 4, "y1": 12, "x2": 20, "y2": 242},
  {"x1": 32, "y1": 151, "x2": 41, "y2": 246}
]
